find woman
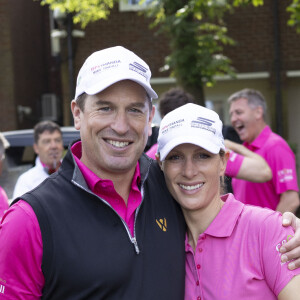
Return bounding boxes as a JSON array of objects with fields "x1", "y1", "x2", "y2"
[{"x1": 156, "y1": 103, "x2": 300, "y2": 299}]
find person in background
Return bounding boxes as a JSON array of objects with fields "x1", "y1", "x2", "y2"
[
  {"x1": 146, "y1": 87, "x2": 195, "y2": 157},
  {"x1": 0, "y1": 46, "x2": 300, "y2": 299},
  {"x1": 0, "y1": 134, "x2": 9, "y2": 217},
  {"x1": 12, "y1": 120, "x2": 64, "y2": 198},
  {"x1": 228, "y1": 88, "x2": 299, "y2": 213},
  {"x1": 156, "y1": 103, "x2": 300, "y2": 299},
  {"x1": 146, "y1": 88, "x2": 272, "y2": 188}
]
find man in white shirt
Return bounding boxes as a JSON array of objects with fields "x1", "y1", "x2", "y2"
[{"x1": 13, "y1": 120, "x2": 64, "y2": 198}]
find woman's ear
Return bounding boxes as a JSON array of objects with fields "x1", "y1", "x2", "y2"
[{"x1": 220, "y1": 150, "x2": 229, "y2": 176}]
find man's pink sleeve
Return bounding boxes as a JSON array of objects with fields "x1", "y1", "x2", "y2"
[
  {"x1": 0, "y1": 200, "x2": 44, "y2": 299},
  {"x1": 225, "y1": 151, "x2": 244, "y2": 178},
  {"x1": 0, "y1": 187, "x2": 9, "y2": 218},
  {"x1": 261, "y1": 212, "x2": 300, "y2": 296}
]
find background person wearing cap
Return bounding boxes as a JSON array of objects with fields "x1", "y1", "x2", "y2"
[
  {"x1": 146, "y1": 88, "x2": 272, "y2": 188},
  {"x1": 12, "y1": 120, "x2": 64, "y2": 199},
  {"x1": 145, "y1": 87, "x2": 196, "y2": 156},
  {"x1": 0, "y1": 46, "x2": 186, "y2": 299},
  {"x1": 0, "y1": 134, "x2": 9, "y2": 217},
  {"x1": 156, "y1": 103, "x2": 300, "y2": 299},
  {"x1": 228, "y1": 88, "x2": 300, "y2": 213},
  {"x1": 0, "y1": 47, "x2": 299, "y2": 299}
]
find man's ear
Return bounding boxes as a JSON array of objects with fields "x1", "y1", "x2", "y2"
[
  {"x1": 71, "y1": 100, "x2": 81, "y2": 130},
  {"x1": 33, "y1": 143, "x2": 39, "y2": 155},
  {"x1": 255, "y1": 106, "x2": 263, "y2": 120}
]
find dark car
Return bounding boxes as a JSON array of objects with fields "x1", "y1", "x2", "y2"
[{"x1": 0, "y1": 127, "x2": 80, "y2": 200}]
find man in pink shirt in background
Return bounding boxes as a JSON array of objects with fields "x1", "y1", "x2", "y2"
[{"x1": 228, "y1": 88, "x2": 300, "y2": 213}]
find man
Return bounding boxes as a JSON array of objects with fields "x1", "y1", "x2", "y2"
[
  {"x1": 12, "y1": 120, "x2": 64, "y2": 198},
  {"x1": 0, "y1": 46, "x2": 186, "y2": 299},
  {"x1": 0, "y1": 134, "x2": 9, "y2": 217},
  {"x1": 0, "y1": 47, "x2": 299, "y2": 299},
  {"x1": 228, "y1": 88, "x2": 300, "y2": 213}
]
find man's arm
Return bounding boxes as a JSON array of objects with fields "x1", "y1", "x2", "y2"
[
  {"x1": 225, "y1": 139, "x2": 272, "y2": 182},
  {"x1": 277, "y1": 190, "x2": 300, "y2": 214},
  {"x1": 0, "y1": 201, "x2": 43, "y2": 298}
]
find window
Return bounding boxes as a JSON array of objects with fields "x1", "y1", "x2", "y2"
[{"x1": 119, "y1": 0, "x2": 154, "y2": 12}]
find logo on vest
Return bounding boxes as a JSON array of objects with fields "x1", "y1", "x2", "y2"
[{"x1": 156, "y1": 218, "x2": 167, "y2": 231}]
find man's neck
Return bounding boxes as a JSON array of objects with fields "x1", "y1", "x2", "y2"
[{"x1": 247, "y1": 122, "x2": 267, "y2": 144}]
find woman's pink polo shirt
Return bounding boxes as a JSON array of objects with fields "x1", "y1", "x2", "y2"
[{"x1": 185, "y1": 193, "x2": 300, "y2": 300}]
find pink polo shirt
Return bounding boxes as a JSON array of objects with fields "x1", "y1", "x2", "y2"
[
  {"x1": 225, "y1": 151, "x2": 244, "y2": 178},
  {"x1": 232, "y1": 126, "x2": 299, "y2": 210},
  {"x1": 0, "y1": 186, "x2": 8, "y2": 218},
  {"x1": 185, "y1": 193, "x2": 300, "y2": 300},
  {"x1": 0, "y1": 142, "x2": 142, "y2": 299}
]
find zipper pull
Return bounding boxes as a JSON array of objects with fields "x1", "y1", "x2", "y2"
[{"x1": 131, "y1": 237, "x2": 140, "y2": 254}]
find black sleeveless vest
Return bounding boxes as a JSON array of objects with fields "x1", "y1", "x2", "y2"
[{"x1": 17, "y1": 149, "x2": 186, "y2": 300}]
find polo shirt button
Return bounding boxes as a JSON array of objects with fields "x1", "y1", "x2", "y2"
[
  {"x1": 197, "y1": 264, "x2": 201, "y2": 269},
  {"x1": 196, "y1": 280, "x2": 199, "y2": 286},
  {"x1": 199, "y1": 248, "x2": 203, "y2": 253},
  {"x1": 197, "y1": 297, "x2": 201, "y2": 300}
]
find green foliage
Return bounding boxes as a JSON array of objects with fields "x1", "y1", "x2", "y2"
[
  {"x1": 39, "y1": 0, "x2": 115, "y2": 27},
  {"x1": 36, "y1": 0, "x2": 300, "y2": 101},
  {"x1": 287, "y1": 0, "x2": 300, "y2": 33},
  {"x1": 145, "y1": 0, "x2": 236, "y2": 101}
]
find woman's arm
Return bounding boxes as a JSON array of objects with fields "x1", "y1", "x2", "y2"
[{"x1": 278, "y1": 275, "x2": 300, "y2": 299}]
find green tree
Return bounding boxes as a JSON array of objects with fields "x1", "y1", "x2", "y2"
[
  {"x1": 40, "y1": 0, "x2": 114, "y2": 28},
  {"x1": 40, "y1": 0, "x2": 300, "y2": 104},
  {"x1": 287, "y1": 0, "x2": 300, "y2": 33}
]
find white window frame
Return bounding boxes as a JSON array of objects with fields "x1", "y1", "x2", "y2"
[{"x1": 119, "y1": 0, "x2": 154, "y2": 12}]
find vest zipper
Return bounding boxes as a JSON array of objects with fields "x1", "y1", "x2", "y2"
[
  {"x1": 71, "y1": 155, "x2": 152, "y2": 256},
  {"x1": 131, "y1": 237, "x2": 140, "y2": 254},
  {"x1": 71, "y1": 180, "x2": 141, "y2": 254}
]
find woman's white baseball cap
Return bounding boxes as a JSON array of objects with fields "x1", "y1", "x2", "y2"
[
  {"x1": 75, "y1": 46, "x2": 158, "y2": 100},
  {"x1": 157, "y1": 103, "x2": 225, "y2": 161}
]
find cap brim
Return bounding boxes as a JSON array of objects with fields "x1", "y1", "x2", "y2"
[
  {"x1": 159, "y1": 135, "x2": 220, "y2": 161},
  {"x1": 82, "y1": 73, "x2": 158, "y2": 100}
]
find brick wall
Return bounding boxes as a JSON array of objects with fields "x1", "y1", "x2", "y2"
[
  {"x1": 224, "y1": 0, "x2": 300, "y2": 73},
  {"x1": 2, "y1": 1, "x2": 300, "y2": 130},
  {"x1": 73, "y1": 5, "x2": 170, "y2": 79},
  {"x1": 0, "y1": 0, "x2": 16, "y2": 131},
  {"x1": 0, "y1": 0, "x2": 60, "y2": 131}
]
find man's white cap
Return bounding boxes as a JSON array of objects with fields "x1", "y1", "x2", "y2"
[
  {"x1": 75, "y1": 46, "x2": 158, "y2": 100},
  {"x1": 158, "y1": 103, "x2": 225, "y2": 161}
]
